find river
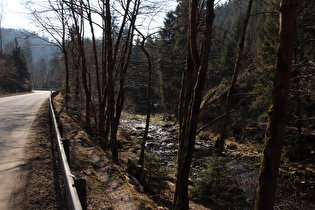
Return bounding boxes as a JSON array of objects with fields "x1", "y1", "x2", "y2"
[{"x1": 120, "y1": 114, "x2": 260, "y2": 207}]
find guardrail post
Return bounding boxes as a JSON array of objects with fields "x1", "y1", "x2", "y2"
[
  {"x1": 75, "y1": 178, "x2": 87, "y2": 210},
  {"x1": 62, "y1": 138, "x2": 70, "y2": 164},
  {"x1": 58, "y1": 123, "x2": 63, "y2": 137}
]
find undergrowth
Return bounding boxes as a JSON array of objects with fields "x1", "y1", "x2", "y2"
[
  {"x1": 126, "y1": 152, "x2": 169, "y2": 192},
  {"x1": 191, "y1": 157, "x2": 247, "y2": 208}
]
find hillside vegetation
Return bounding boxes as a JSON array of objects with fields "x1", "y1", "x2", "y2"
[
  {"x1": 7, "y1": 0, "x2": 314, "y2": 209},
  {"x1": 0, "y1": 41, "x2": 32, "y2": 94},
  {"x1": 0, "y1": 28, "x2": 61, "y2": 91}
]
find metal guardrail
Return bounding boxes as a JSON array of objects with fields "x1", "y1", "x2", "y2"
[
  {"x1": 49, "y1": 91, "x2": 83, "y2": 210},
  {"x1": 33, "y1": 88, "x2": 60, "y2": 91}
]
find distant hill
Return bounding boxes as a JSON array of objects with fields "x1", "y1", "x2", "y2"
[
  {"x1": 0, "y1": 28, "x2": 63, "y2": 91},
  {"x1": 1, "y1": 28, "x2": 58, "y2": 63}
]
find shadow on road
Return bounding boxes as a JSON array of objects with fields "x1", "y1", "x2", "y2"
[{"x1": 9, "y1": 100, "x2": 68, "y2": 209}]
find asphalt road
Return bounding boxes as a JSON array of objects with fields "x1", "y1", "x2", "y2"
[{"x1": 0, "y1": 91, "x2": 50, "y2": 209}]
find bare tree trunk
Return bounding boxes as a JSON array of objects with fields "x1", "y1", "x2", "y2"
[
  {"x1": 85, "y1": 0, "x2": 101, "y2": 135},
  {"x1": 104, "y1": 0, "x2": 118, "y2": 163},
  {"x1": 139, "y1": 35, "x2": 152, "y2": 167},
  {"x1": 74, "y1": 1, "x2": 91, "y2": 133},
  {"x1": 115, "y1": 0, "x2": 138, "y2": 127},
  {"x1": 174, "y1": 1, "x2": 215, "y2": 209},
  {"x1": 58, "y1": 0, "x2": 70, "y2": 109},
  {"x1": 63, "y1": 49, "x2": 70, "y2": 109},
  {"x1": 81, "y1": 40, "x2": 91, "y2": 133},
  {"x1": 99, "y1": 2, "x2": 108, "y2": 145},
  {"x1": 104, "y1": 0, "x2": 139, "y2": 163},
  {"x1": 67, "y1": 0, "x2": 92, "y2": 133},
  {"x1": 99, "y1": 0, "x2": 131, "y2": 144},
  {"x1": 69, "y1": 34, "x2": 81, "y2": 108},
  {"x1": 255, "y1": 0, "x2": 297, "y2": 209},
  {"x1": 215, "y1": 0, "x2": 253, "y2": 155}
]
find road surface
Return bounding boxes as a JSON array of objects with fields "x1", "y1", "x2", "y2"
[{"x1": 0, "y1": 91, "x2": 50, "y2": 209}]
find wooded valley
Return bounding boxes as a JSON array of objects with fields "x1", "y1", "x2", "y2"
[{"x1": 1, "y1": 0, "x2": 314, "y2": 209}]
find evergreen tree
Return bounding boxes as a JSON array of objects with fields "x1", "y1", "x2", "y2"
[
  {"x1": 126, "y1": 38, "x2": 148, "y2": 113},
  {"x1": 11, "y1": 38, "x2": 30, "y2": 79},
  {"x1": 158, "y1": 11, "x2": 183, "y2": 114},
  {"x1": 127, "y1": 37, "x2": 159, "y2": 114},
  {"x1": 252, "y1": 0, "x2": 315, "y2": 127},
  {"x1": 251, "y1": 1, "x2": 280, "y2": 120}
]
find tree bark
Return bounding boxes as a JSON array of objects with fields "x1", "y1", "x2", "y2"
[
  {"x1": 139, "y1": 35, "x2": 152, "y2": 167},
  {"x1": 63, "y1": 48, "x2": 70, "y2": 109},
  {"x1": 68, "y1": 0, "x2": 91, "y2": 133},
  {"x1": 85, "y1": 0, "x2": 101, "y2": 135},
  {"x1": 104, "y1": 0, "x2": 118, "y2": 163},
  {"x1": 61, "y1": 0, "x2": 70, "y2": 109},
  {"x1": 99, "y1": 2, "x2": 108, "y2": 146},
  {"x1": 174, "y1": 1, "x2": 215, "y2": 209},
  {"x1": 105, "y1": 0, "x2": 139, "y2": 163},
  {"x1": 62, "y1": 1, "x2": 70, "y2": 110},
  {"x1": 255, "y1": 0, "x2": 297, "y2": 209},
  {"x1": 114, "y1": 0, "x2": 138, "y2": 128}
]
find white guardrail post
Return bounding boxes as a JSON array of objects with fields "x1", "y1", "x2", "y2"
[{"x1": 49, "y1": 91, "x2": 83, "y2": 210}]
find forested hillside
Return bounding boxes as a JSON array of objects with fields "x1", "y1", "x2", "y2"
[
  {"x1": 17, "y1": 0, "x2": 314, "y2": 209},
  {"x1": 127, "y1": 0, "x2": 314, "y2": 161},
  {"x1": 0, "y1": 39, "x2": 32, "y2": 93},
  {"x1": 0, "y1": 28, "x2": 61, "y2": 90}
]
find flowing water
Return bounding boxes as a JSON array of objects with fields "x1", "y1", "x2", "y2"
[{"x1": 120, "y1": 115, "x2": 259, "y2": 207}]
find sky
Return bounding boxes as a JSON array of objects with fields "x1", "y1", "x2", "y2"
[
  {"x1": 1, "y1": 0, "x2": 178, "y2": 34},
  {"x1": 1, "y1": 0, "x2": 228, "y2": 33},
  {"x1": 1, "y1": 0, "x2": 32, "y2": 30}
]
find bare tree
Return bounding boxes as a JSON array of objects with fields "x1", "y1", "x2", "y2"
[
  {"x1": 174, "y1": 0, "x2": 215, "y2": 209},
  {"x1": 135, "y1": 31, "x2": 153, "y2": 167},
  {"x1": 103, "y1": 0, "x2": 140, "y2": 162},
  {"x1": 66, "y1": 0, "x2": 93, "y2": 133},
  {"x1": 29, "y1": 0, "x2": 71, "y2": 108},
  {"x1": 29, "y1": 0, "x2": 170, "y2": 164}
]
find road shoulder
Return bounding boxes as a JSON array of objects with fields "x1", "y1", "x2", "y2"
[{"x1": 11, "y1": 99, "x2": 67, "y2": 209}]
